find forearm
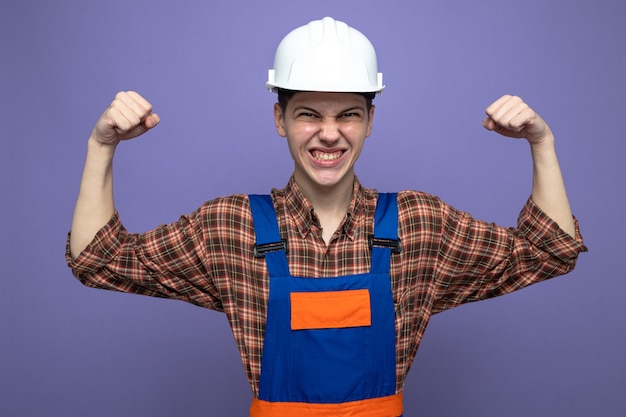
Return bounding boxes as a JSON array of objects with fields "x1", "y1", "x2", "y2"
[
  {"x1": 69, "y1": 137, "x2": 117, "y2": 258},
  {"x1": 529, "y1": 134, "x2": 576, "y2": 238}
]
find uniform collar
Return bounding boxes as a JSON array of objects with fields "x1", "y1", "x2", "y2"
[{"x1": 272, "y1": 175, "x2": 367, "y2": 241}]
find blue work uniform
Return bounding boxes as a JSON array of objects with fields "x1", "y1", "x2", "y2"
[{"x1": 248, "y1": 193, "x2": 403, "y2": 417}]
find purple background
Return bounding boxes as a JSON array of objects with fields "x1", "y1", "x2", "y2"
[{"x1": 2, "y1": 0, "x2": 624, "y2": 415}]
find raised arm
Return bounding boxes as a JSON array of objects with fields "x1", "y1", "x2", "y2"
[
  {"x1": 69, "y1": 91, "x2": 160, "y2": 259},
  {"x1": 482, "y1": 95, "x2": 576, "y2": 237}
]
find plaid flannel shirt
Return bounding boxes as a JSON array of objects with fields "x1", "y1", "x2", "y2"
[{"x1": 66, "y1": 176, "x2": 587, "y2": 395}]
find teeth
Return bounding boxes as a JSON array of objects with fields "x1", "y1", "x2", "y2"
[{"x1": 313, "y1": 151, "x2": 342, "y2": 161}]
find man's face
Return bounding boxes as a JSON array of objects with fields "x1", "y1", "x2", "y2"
[{"x1": 273, "y1": 91, "x2": 375, "y2": 195}]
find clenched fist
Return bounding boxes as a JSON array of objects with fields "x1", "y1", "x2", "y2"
[
  {"x1": 91, "y1": 91, "x2": 160, "y2": 146},
  {"x1": 483, "y1": 95, "x2": 553, "y2": 147}
]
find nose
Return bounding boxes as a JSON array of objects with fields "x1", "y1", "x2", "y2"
[{"x1": 318, "y1": 118, "x2": 340, "y2": 143}]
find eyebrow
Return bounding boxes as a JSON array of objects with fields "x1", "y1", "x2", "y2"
[{"x1": 292, "y1": 105, "x2": 365, "y2": 115}]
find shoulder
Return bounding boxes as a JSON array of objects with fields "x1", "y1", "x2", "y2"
[
  {"x1": 396, "y1": 189, "x2": 445, "y2": 214},
  {"x1": 192, "y1": 194, "x2": 255, "y2": 230},
  {"x1": 395, "y1": 190, "x2": 485, "y2": 230},
  {"x1": 189, "y1": 195, "x2": 257, "y2": 251},
  {"x1": 356, "y1": 185, "x2": 449, "y2": 222}
]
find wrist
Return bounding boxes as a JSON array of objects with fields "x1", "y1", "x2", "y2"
[
  {"x1": 87, "y1": 135, "x2": 118, "y2": 158},
  {"x1": 528, "y1": 130, "x2": 556, "y2": 154}
]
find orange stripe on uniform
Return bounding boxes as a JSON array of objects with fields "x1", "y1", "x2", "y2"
[
  {"x1": 250, "y1": 393, "x2": 403, "y2": 417},
  {"x1": 290, "y1": 289, "x2": 371, "y2": 330}
]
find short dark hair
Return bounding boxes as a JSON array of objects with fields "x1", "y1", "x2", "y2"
[{"x1": 276, "y1": 89, "x2": 375, "y2": 113}]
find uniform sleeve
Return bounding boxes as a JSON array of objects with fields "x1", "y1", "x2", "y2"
[
  {"x1": 431, "y1": 196, "x2": 587, "y2": 313},
  {"x1": 65, "y1": 207, "x2": 224, "y2": 311}
]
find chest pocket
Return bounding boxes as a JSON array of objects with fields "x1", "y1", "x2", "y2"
[{"x1": 290, "y1": 289, "x2": 372, "y2": 330}]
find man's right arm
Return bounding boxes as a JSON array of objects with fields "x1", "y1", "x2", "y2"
[{"x1": 69, "y1": 91, "x2": 159, "y2": 259}]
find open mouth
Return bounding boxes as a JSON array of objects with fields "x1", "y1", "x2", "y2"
[{"x1": 311, "y1": 150, "x2": 343, "y2": 161}]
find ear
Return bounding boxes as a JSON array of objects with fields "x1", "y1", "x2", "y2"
[
  {"x1": 273, "y1": 103, "x2": 287, "y2": 137},
  {"x1": 365, "y1": 104, "x2": 375, "y2": 138}
]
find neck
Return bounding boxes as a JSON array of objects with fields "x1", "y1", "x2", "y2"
[{"x1": 294, "y1": 172, "x2": 354, "y2": 244}]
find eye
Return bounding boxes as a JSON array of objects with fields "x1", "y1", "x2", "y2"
[
  {"x1": 296, "y1": 112, "x2": 318, "y2": 119},
  {"x1": 339, "y1": 112, "x2": 361, "y2": 119}
]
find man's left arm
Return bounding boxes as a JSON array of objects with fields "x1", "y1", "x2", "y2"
[{"x1": 483, "y1": 95, "x2": 576, "y2": 237}]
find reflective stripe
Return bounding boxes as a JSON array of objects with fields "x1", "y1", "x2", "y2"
[
  {"x1": 291, "y1": 289, "x2": 371, "y2": 330},
  {"x1": 250, "y1": 393, "x2": 403, "y2": 417}
]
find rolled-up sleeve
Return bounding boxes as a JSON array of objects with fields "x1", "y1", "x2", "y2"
[
  {"x1": 517, "y1": 198, "x2": 587, "y2": 263},
  {"x1": 66, "y1": 211, "x2": 124, "y2": 277}
]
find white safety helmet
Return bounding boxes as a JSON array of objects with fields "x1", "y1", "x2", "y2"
[{"x1": 266, "y1": 17, "x2": 384, "y2": 94}]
